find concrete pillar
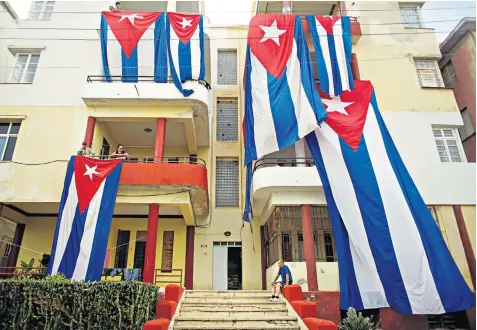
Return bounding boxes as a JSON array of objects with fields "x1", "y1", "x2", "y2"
[
  {"x1": 302, "y1": 204, "x2": 318, "y2": 291},
  {"x1": 154, "y1": 118, "x2": 167, "y2": 162},
  {"x1": 453, "y1": 205, "x2": 476, "y2": 288},
  {"x1": 143, "y1": 204, "x2": 159, "y2": 284},
  {"x1": 83, "y1": 116, "x2": 96, "y2": 148},
  {"x1": 184, "y1": 226, "x2": 195, "y2": 289}
]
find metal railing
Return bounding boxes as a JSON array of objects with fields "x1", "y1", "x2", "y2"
[
  {"x1": 0, "y1": 266, "x2": 47, "y2": 279},
  {"x1": 86, "y1": 75, "x2": 212, "y2": 90},
  {"x1": 253, "y1": 157, "x2": 315, "y2": 173},
  {"x1": 88, "y1": 155, "x2": 206, "y2": 167},
  {"x1": 154, "y1": 268, "x2": 183, "y2": 286}
]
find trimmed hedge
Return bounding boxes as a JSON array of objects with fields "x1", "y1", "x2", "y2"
[{"x1": 0, "y1": 276, "x2": 159, "y2": 330}]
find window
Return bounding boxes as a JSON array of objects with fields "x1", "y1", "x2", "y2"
[
  {"x1": 427, "y1": 311, "x2": 470, "y2": 329},
  {"x1": 458, "y1": 108, "x2": 475, "y2": 142},
  {"x1": 217, "y1": 100, "x2": 238, "y2": 141},
  {"x1": 282, "y1": 232, "x2": 292, "y2": 262},
  {"x1": 433, "y1": 128, "x2": 464, "y2": 163},
  {"x1": 28, "y1": 1, "x2": 55, "y2": 20},
  {"x1": 441, "y1": 61, "x2": 457, "y2": 87},
  {"x1": 10, "y1": 54, "x2": 40, "y2": 83},
  {"x1": 161, "y1": 231, "x2": 174, "y2": 272},
  {"x1": 415, "y1": 59, "x2": 444, "y2": 88},
  {"x1": 217, "y1": 50, "x2": 237, "y2": 85},
  {"x1": 3, "y1": 243, "x2": 12, "y2": 258},
  {"x1": 400, "y1": 5, "x2": 421, "y2": 28},
  {"x1": 0, "y1": 122, "x2": 21, "y2": 161},
  {"x1": 215, "y1": 159, "x2": 239, "y2": 207}
]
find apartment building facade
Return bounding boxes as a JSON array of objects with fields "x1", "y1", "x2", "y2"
[{"x1": 0, "y1": 1, "x2": 475, "y2": 329}]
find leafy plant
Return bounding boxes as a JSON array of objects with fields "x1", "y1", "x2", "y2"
[
  {"x1": 339, "y1": 308, "x2": 382, "y2": 330},
  {"x1": 19, "y1": 258, "x2": 45, "y2": 279},
  {"x1": 0, "y1": 278, "x2": 159, "y2": 329}
]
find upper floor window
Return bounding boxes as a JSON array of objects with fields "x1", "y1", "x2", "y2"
[
  {"x1": 28, "y1": 1, "x2": 55, "y2": 21},
  {"x1": 415, "y1": 59, "x2": 444, "y2": 88},
  {"x1": 400, "y1": 5, "x2": 422, "y2": 28},
  {"x1": 217, "y1": 50, "x2": 237, "y2": 85},
  {"x1": 10, "y1": 54, "x2": 40, "y2": 83},
  {"x1": 217, "y1": 99, "x2": 239, "y2": 141},
  {"x1": 215, "y1": 159, "x2": 239, "y2": 207},
  {"x1": 441, "y1": 61, "x2": 457, "y2": 87},
  {"x1": 458, "y1": 108, "x2": 475, "y2": 142},
  {"x1": 432, "y1": 128, "x2": 464, "y2": 163},
  {"x1": 0, "y1": 122, "x2": 21, "y2": 161}
]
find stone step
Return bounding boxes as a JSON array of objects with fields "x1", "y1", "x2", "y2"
[
  {"x1": 183, "y1": 297, "x2": 280, "y2": 304},
  {"x1": 185, "y1": 290, "x2": 271, "y2": 298},
  {"x1": 180, "y1": 305, "x2": 289, "y2": 315},
  {"x1": 180, "y1": 301, "x2": 286, "y2": 307},
  {"x1": 174, "y1": 316, "x2": 299, "y2": 330},
  {"x1": 181, "y1": 311, "x2": 288, "y2": 317}
]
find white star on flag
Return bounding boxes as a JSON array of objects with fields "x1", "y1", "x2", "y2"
[
  {"x1": 322, "y1": 96, "x2": 354, "y2": 116},
  {"x1": 180, "y1": 17, "x2": 193, "y2": 29},
  {"x1": 259, "y1": 20, "x2": 287, "y2": 46},
  {"x1": 84, "y1": 164, "x2": 100, "y2": 181},
  {"x1": 119, "y1": 14, "x2": 144, "y2": 25}
]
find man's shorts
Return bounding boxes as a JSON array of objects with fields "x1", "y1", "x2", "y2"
[{"x1": 279, "y1": 280, "x2": 293, "y2": 289}]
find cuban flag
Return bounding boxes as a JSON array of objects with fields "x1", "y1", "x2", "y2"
[
  {"x1": 166, "y1": 12, "x2": 205, "y2": 96},
  {"x1": 47, "y1": 156, "x2": 123, "y2": 281},
  {"x1": 306, "y1": 16, "x2": 354, "y2": 97},
  {"x1": 100, "y1": 11, "x2": 167, "y2": 83},
  {"x1": 305, "y1": 81, "x2": 475, "y2": 314},
  {"x1": 242, "y1": 14, "x2": 327, "y2": 221}
]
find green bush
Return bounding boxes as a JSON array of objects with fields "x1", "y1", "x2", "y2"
[
  {"x1": 0, "y1": 276, "x2": 159, "y2": 330},
  {"x1": 339, "y1": 307, "x2": 382, "y2": 330}
]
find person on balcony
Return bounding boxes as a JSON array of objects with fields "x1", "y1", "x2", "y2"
[
  {"x1": 77, "y1": 142, "x2": 95, "y2": 157},
  {"x1": 109, "y1": 1, "x2": 121, "y2": 11},
  {"x1": 269, "y1": 259, "x2": 293, "y2": 301},
  {"x1": 111, "y1": 144, "x2": 129, "y2": 160}
]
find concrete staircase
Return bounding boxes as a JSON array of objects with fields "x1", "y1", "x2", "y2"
[{"x1": 172, "y1": 290, "x2": 301, "y2": 330}]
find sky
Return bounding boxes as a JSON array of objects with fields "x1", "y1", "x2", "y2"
[{"x1": 7, "y1": 0, "x2": 477, "y2": 41}]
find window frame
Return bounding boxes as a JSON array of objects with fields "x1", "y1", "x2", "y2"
[
  {"x1": 216, "y1": 99, "x2": 239, "y2": 142},
  {"x1": 458, "y1": 108, "x2": 475, "y2": 142},
  {"x1": 217, "y1": 49, "x2": 238, "y2": 85},
  {"x1": 28, "y1": 1, "x2": 55, "y2": 21},
  {"x1": 432, "y1": 127, "x2": 465, "y2": 163},
  {"x1": 441, "y1": 60, "x2": 457, "y2": 88},
  {"x1": 414, "y1": 59, "x2": 445, "y2": 88},
  {"x1": 215, "y1": 158, "x2": 240, "y2": 208},
  {"x1": 399, "y1": 5, "x2": 422, "y2": 28},
  {"x1": 0, "y1": 122, "x2": 21, "y2": 161},
  {"x1": 10, "y1": 53, "x2": 41, "y2": 84}
]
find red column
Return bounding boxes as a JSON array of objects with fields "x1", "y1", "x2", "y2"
[
  {"x1": 154, "y1": 118, "x2": 167, "y2": 161},
  {"x1": 302, "y1": 204, "x2": 318, "y2": 291},
  {"x1": 84, "y1": 116, "x2": 96, "y2": 148},
  {"x1": 184, "y1": 226, "x2": 195, "y2": 289},
  {"x1": 143, "y1": 204, "x2": 159, "y2": 284},
  {"x1": 453, "y1": 205, "x2": 476, "y2": 288},
  {"x1": 351, "y1": 53, "x2": 361, "y2": 80}
]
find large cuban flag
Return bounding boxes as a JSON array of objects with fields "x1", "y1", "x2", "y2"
[
  {"x1": 306, "y1": 16, "x2": 354, "y2": 97},
  {"x1": 47, "y1": 156, "x2": 123, "y2": 281},
  {"x1": 305, "y1": 81, "x2": 475, "y2": 314},
  {"x1": 100, "y1": 11, "x2": 167, "y2": 83},
  {"x1": 166, "y1": 12, "x2": 205, "y2": 96},
  {"x1": 243, "y1": 14, "x2": 328, "y2": 221}
]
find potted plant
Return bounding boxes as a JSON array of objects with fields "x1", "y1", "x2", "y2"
[{"x1": 339, "y1": 308, "x2": 382, "y2": 330}]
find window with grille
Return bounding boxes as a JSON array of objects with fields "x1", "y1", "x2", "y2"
[
  {"x1": 282, "y1": 232, "x2": 292, "y2": 262},
  {"x1": 414, "y1": 59, "x2": 444, "y2": 88},
  {"x1": 217, "y1": 50, "x2": 237, "y2": 85},
  {"x1": 10, "y1": 54, "x2": 40, "y2": 83},
  {"x1": 441, "y1": 61, "x2": 457, "y2": 87},
  {"x1": 458, "y1": 108, "x2": 475, "y2": 142},
  {"x1": 0, "y1": 122, "x2": 21, "y2": 161},
  {"x1": 28, "y1": 1, "x2": 55, "y2": 20},
  {"x1": 217, "y1": 100, "x2": 238, "y2": 141},
  {"x1": 400, "y1": 5, "x2": 421, "y2": 28},
  {"x1": 215, "y1": 159, "x2": 239, "y2": 207},
  {"x1": 427, "y1": 311, "x2": 470, "y2": 330},
  {"x1": 3, "y1": 243, "x2": 12, "y2": 258},
  {"x1": 433, "y1": 128, "x2": 464, "y2": 163}
]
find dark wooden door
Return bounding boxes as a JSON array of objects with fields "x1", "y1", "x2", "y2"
[
  {"x1": 114, "y1": 230, "x2": 130, "y2": 268},
  {"x1": 161, "y1": 231, "x2": 174, "y2": 272}
]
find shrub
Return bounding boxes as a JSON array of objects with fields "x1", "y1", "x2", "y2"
[
  {"x1": 339, "y1": 307, "x2": 382, "y2": 330},
  {"x1": 0, "y1": 276, "x2": 159, "y2": 330}
]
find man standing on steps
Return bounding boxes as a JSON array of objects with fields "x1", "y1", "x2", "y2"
[{"x1": 269, "y1": 259, "x2": 293, "y2": 301}]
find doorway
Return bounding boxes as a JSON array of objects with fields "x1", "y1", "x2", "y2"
[
  {"x1": 212, "y1": 242, "x2": 242, "y2": 290},
  {"x1": 101, "y1": 138, "x2": 110, "y2": 159},
  {"x1": 133, "y1": 231, "x2": 147, "y2": 270},
  {"x1": 114, "y1": 230, "x2": 130, "y2": 268}
]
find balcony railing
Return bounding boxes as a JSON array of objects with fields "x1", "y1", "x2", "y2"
[
  {"x1": 89, "y1": 155, "x2": 206, "y2": 167},
  {"x1": 154, "y1": 268, "x2": 183, "y2": 286},
  {"x1": 86, "y1": 75, "x2": 212, "y2": 90},
  {"x1": 253, "y1": 157, "x2": 315, "y2": 173},
  {"x1": 0, "y1": 266, "x2": 47, "y2": 279}
]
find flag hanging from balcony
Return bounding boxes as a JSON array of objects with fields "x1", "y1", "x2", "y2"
[
  {"x1": 242, "y1": 14, "x2": 327, "y2": 221},
  {"x1": 305, "y1": 80, "x2": 475, "y2": 314},
  {"x1": 166, "y1": 12, "x2": 206, "y2": 96},
  {"x1": 47, "y1": 156, "x2": 123, "y2": 282},
  {"x1": 306, "y1": 16, "x2": 354, "y2": 97},
  {"x1": 100, "y1": 11, "x2": 167, "y2": 83}
]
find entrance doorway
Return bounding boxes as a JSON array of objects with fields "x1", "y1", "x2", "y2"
[
  {"x1": 212, "y1": 242, "x2": 242, "y2": 290},
  {"x1": 133, "y1": 231, "x2": 147, "y2": 270},
  {"x1": 114, "y1": 230, "x2": 130, "y2": 268}
]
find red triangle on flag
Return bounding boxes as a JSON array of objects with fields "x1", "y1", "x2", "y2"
[
  {"x1": 168, "y1": 12, "x2": 201, "y2": 45},
  {"x1": 74, "y1": 156, "x2": 122, "y2": 214},
  {"x1": 316, "y1": 16, "x2": 340, "y2": 35},
  {"x1": 103, "y1": 11, "x2": 161, "y2": 58}
]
